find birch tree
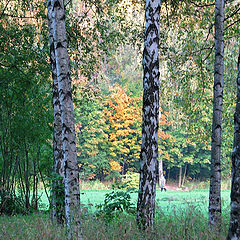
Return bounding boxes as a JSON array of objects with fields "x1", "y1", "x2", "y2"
[
  {"x1": 47, "y1": 0, "x2": 65, "y2": 224},
  {"x1": 51, "y1": 0, "x2": 82, "y2": 238},
  {"x1": 209, "y1": 0, "x2": 225, "y2": 227},
  {"x1": 136, "y1": 0, "x2": 161, "y2": 229},
  {"x1": 226, "y1": 48, "x2": 240, "y2": 240}
]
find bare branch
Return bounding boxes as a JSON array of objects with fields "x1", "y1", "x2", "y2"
[
  {"x1": 0, "y1": 0, "x2": 11, "y2": 19},
  {"x1": 225, "y1": 18, "x2": 240, "y2": 30},
  {"x1": 203, "y1": 44, "x2": 214, "y2": 62},
  {"x1": 189, "y1": 1, "x2": 214, "y2": 8},
  {"x1": 224, "y1": 6, "x2": 240, "y2": 21},
  {"x1": 1, "y1": 13, "x2": 35, "y2": 19}
]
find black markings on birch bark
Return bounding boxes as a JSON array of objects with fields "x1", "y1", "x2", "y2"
[
  {"x1": 137, "y1": 0, "x2": 161, "y2": 229},
  {"x1": 208, "y1": 0, "x2": 224, "y2": 227},
  {"x1": 51, "y1": 0, "x2": 82, "y2": 238},
  {"x1": 227, "y1": 48, "x2": 240, "y2": 240},
  {"x1": 47, "y1": 0, "x2": 65, "y2": 225}
]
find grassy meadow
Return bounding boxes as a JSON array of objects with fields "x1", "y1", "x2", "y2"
[{"x1": 0, "y1": 187, "x2": 232, "y2": 240}]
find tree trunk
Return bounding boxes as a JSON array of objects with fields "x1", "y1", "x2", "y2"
[
  {"x1": 51, "y1": 0, "x2": 82, "y2": 238},
  {"x1": 158, "y1": 159, "x2": 163, "y2": 188},
  {"x1": 137, "y1": 0, "x2": 161, "y2": 229},
  {"x1": 226, "y1": 48, "x2": 240, "y2": 240},
  {"x1": 178, "y1": 166, "x2": 182, "y2": 188},
  {"x1": 182, "y1": 164, "x2": 187, "y2": 186},
  {"x1": 24, "y1": 143, "x2": 30, "y2": 211},
  {"x1": 47, "y1": 0, "x2": 65, "y2": 224},
  {"x1": 209, "y1": 0, "x2": 224, "y2": 227}
]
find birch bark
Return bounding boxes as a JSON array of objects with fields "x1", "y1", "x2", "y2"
[
  {"x1": 226, "y1": 48, "x2": 240, "y2": 240},
  {"x1": 47, "y1": 0, "x2": 65, "y2": 224},
  {"x1": 51, "y1": 0, "x2": 82, "y2": 238},
  {"x1": 209, "y1": 0, "x2": 225, "y2": 227},
  {"x1": 136, "y1": 0, "x2": 161, "y2": 229}
]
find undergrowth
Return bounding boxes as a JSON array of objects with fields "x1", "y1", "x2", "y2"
[{"x1": 0, "y1": 206, "x2": 229, "y2": 240}]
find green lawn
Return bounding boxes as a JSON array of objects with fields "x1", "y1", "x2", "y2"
[
  {"x1": 1, "y1": 189, "x2": 231, "y2": 240},
  {"x1": 40, "y1": 189, "x2": 231, "y2": 215}
]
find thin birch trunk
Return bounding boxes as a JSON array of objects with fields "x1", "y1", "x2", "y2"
[
  {"x1": 158, "y1": 159, "x2": 163, "y2": 188},
  {"x1": 182, "y1": 164, "x2": 187, "y2": 186},
  {"x1": 51, "y1": 0, "x2": 82, "y2": 238},
  {"x1": 209, "y1": 0, "x2": 225, "y2": 227},
  {"x1": 24, "y1": 143, "x2": 30, "y2": 211},
  {"x1": 178, "y1": 166, "x2": 182, "y2": 188},
  {"x1": 226, "y1": 48, "x2": 240, "y2": 240},
  {"x1": 137, "y1": 0, "x2": 161, "y2": 229},
  {"x1": 47, "y1": 0, "x2": 65, "y2": 224}
]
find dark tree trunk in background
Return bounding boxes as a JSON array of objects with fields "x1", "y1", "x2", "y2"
[
  {"x1": 51, "y1": 0, "x2": 82, "y2": 238},
  {"x1": 47, "y1": 0, "x2": 65, "y2": 224},
  {"x1": 209, "y1": 0, "x2": 225, "y2": 227},
  {"x1": 226, "y1": 48, "x2": 240, "y2": 240},
  {"x1": 137, "y1": 0, "x2": 161, "y2": 229}
]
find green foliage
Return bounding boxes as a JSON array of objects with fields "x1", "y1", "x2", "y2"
[
  {"x1": 0, "y1": 190, "x2": 26, "y2": 215},
  {"x1": 121, "y1": 172, "x2": 139, "y2": 189},
  {"x1": 48, "y1": 173, "x2": 65, "y2": 222},
  {"x1": 96, "y1": 189, "x2": 136, "y2": 222}
]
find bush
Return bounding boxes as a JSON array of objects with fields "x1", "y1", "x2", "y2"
[
  {"x1": 0, "y1": 190, "x2": 26, "y2": 215},
  {"x1": 96, "y1": 189, "x2": 136, "y2": 222}
]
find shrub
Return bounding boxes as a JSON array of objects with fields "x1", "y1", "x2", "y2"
[
  {"x1": 0, "y1": 190, "x2": 26, "y2": 215},
  {"x1": 96, "y1": 189, "x2": 136, "y2": 222}
]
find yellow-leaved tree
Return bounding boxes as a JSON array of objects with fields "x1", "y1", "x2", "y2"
[{"x1": 105, "y1": 84, "x2": 141, "y2": 174}]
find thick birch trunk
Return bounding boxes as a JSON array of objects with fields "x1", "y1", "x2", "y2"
[
  {"x1": 47, "y1": 0, "x2": 65, "y2": 224},
  {"x1": 226, "y1": 48, "x2": 240, "y2": 240},
  {"x1": 209, "y1": 0, "x2": 224, "y2": 227},
  {"x1": 51, "y1": 0, "x2": 82, "y2": 238},
  {"x1": 137, "y1": 0, "x2": 161, "y2": 229}
]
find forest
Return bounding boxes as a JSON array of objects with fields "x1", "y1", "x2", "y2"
[{"x1": 0, "y1": 0, "x2": 240, "y2": 239}]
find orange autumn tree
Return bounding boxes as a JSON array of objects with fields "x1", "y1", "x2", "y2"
[
  {"x1": 105, "y1": 84, "x2": 141, "y2": 174},
  {"x1": 158, "y1": 110, "x2": 175, "y2": 180},
  {"x1": 158, "y1": 110, "x2": 174, "y2": 161}
]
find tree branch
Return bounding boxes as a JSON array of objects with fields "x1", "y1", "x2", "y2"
[
  {"x1": 1, "y1": 13, "x2": 35, "y2": 19},
  {"x1": 224, "y1": 7, "x2": 240, "y2": 21},
  {"x1": 225, "y1": 18, "x2": 240, "y2": 30},
  {"x1": 0, "y1": 0, "x2": 11, "y2": 19},
  {"x1": 189, "y1": 1, "x2": 214, "y2": 8},
  {"x1": 203, "y1": 44, "x2": 214, "y2": 62}
]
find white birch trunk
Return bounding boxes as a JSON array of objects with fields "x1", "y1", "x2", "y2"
[
  {"x1": 226, "y1": 48, "x2": 240, "y2": 240},
  {"x1": 47, "y1": 0, "x2": 65, "y2": 224},
  {"x1": 209, "y1": 0, "x2": 225, "y2": 227},
  {"x1": 51, "y1": 0, "x2": 82, "y2": 238},
  {"x1": 137, "y1": 0, "x2": 161, "y2": 229},
  {"x1": 159, "y1": 159, "x2": 163, "y2": 180}
]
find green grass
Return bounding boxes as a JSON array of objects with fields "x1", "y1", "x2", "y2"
[
  {"x1": 0, "y1": 205, "x2": 229, "y2": 240},
  {"x1": 1, "y1": 189, "x2": 231, "y2": 239},
  {"x1": 40, "y1": 189, "x2": 231, "y2": 215}
]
